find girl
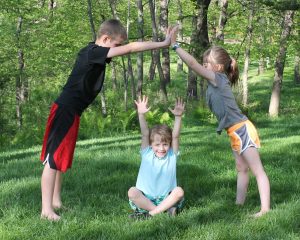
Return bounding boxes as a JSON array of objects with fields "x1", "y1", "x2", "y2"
[{"x1": 171, "y1": 38, "x2": 270, "y2": 217}]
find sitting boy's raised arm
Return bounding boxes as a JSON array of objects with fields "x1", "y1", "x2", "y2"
[
  {"x1": 169, "y1": 98, "x2": 185, "y2": 153},
  {"x1": 134, "y1": 96, "x2": 151, "y2": 149}
]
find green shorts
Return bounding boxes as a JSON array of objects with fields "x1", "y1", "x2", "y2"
[{"x1": 129, "y1": 192, "x2": 184, "y2": 213}]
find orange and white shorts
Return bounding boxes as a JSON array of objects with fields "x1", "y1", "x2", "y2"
[{"x1": 226, "y1": 120, "x2": 260, "y2": 155}]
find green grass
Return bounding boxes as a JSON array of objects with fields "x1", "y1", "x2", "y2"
[{"x1": 1, "y1": 68, "x2": 300, "y2": 239}]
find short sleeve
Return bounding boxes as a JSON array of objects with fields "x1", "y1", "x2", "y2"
[
  {"x1": 88, "y1": 45, "x2": 111, "y2": 64},
  {"x1": 214, "y1": 73, "x2": 229, "y2": 89},
  {"x1": 140, "y1": 146, "x2": 151, "y2": 155}
]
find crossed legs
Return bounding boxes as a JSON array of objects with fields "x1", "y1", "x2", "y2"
[{"x1": 128, "y1": 187, "x2": 184, "y2": 216}]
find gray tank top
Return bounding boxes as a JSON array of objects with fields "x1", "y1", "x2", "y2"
[{"x1": 206, "y1": 72, "x2": 247, "y2": 134}]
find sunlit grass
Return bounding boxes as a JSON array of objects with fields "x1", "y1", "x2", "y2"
[{"x1": 1, "y1": 68, "x2": 300, "y2": 239}]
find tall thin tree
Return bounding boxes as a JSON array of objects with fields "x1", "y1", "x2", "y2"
[{"x1": 269, "y1": 10, "x2": 295, "y2": 117}]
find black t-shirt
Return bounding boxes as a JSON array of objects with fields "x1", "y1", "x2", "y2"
[{"x1": 55, "y1": 42, "x2": 111, "y2": 115}]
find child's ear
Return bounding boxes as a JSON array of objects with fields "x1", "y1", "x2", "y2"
[
  {"x1": 216, "y1": 64, "x2": 224, "y2": 72},
  {"x1": 102, "y1": 35, "x2": 110, "y2": 44}
]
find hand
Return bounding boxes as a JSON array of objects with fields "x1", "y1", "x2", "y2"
[
  {"x1": 169, "y1": 97, "x2": 185, "y2": 117},
  {"x1": 164, "y1": 26, "x2": 173, "y2": 46},
  {"x1": 170, "y1": 25, "x2": 179, "y2": 45},
  {"x1": 134, "y1": 95, "x2": 151, "y2": 114}
]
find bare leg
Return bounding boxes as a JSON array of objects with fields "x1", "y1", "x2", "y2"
[
  {"x1": 233, "y1": 151, "x2": 250, "y2": 205},
  {"x1": 149, "y1": 187, "x2": 184, "y2": 216},
  {"x1": 241, "y1": 147, "x2": 270, "y2": 217},
  {"x1": 52, "y1": 171, "x2": 62, "y2": 209},
  {"x1": 41, "y1": 164, "x2": 60, "y2": 221},
  {"x1": 128, "y1": 187, "x2": 156, "y2": 211}
]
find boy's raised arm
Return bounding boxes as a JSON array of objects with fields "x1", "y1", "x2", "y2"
[
  {"x1": 134, "y1": 96, "x2": 151, "y2": 149},
  {"x1": 107, "y1": 26, "x2": 176, "y2": 58},
  {"x1": 169, "y1": 98, "x2": 185, "y2": 153}
]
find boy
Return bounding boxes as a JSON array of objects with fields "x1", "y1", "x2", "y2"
[
  {"x1": 128, "y1": 96, "x2": 185, "y2": 219},
  {"x1": 40, "y1": 19, "x2": 176, "y2": 221}
]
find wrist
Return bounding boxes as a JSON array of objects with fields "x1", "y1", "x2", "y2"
[{"x1": 171, "y1": 42, "x2": 180, "y2": 51}]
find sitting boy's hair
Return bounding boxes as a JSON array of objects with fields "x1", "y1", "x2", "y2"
[
  {"x1": 97, "y1": 19, "x2": 127, "y2": 40},
  {"x1": 150, "y1": 124, "x2": 172, "y2": 144}
]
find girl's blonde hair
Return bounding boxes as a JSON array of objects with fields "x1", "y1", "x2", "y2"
[
  {"x1": 149, "y1": 124, "x2": 172, "y2": 144},
  {"x1": 97, "y1": 19, "x2": 127, "y2": 41},
  {"x1": 203, "y1": 46, "x2": 239, "y2": 85}
]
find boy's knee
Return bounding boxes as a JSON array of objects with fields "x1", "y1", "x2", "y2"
[
  {"x1": 173, "y1": 187, "x2": 184, "y2": 199},
  {"x1": 128, "y1": 187, "x2": 140, "y2": 199}
]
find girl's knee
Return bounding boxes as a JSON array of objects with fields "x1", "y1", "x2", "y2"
[{"x1": 236, "y1": 162, "x2": 249, "y2": 173}]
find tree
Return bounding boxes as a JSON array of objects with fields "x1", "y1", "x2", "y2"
[
  {"x1": 148, "y1": 0, "x2": 168, "y2": 102},
  {"x1": 241, "y1": 0, "x2": 254, "y2": 107},
  {"x1": 216, "y1": 0, "x2": 228, "y2": 44},
  {"x1": 187, "y1": 0, "x2": 211, "y2": 101},
  {"x1": 268, "y1": 10, "x2": 295, "y2": 117}
]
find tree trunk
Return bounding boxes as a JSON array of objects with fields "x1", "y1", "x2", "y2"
[
  {"x1": 149, "y1": 0, "x2": 167, "y2": 102},
  {"x1": 294, "y1": 55, "x2": 300, "y2": 85},
  {"x1": 216, "y1": 0, "x2": 228, "y2": 44},
  {"x1": 241, "y1": 0, "x2": 254, "y2": 107},
  {"x1": 159, "y1": 0, "x2": 170, "y2": 84},
  {"x1": 269, "y1": 10, "x2": 294, "y2": 117},
  {"x1": 136, "y1": 0, "x2": 143, "y2": 98},
  {"x1": 16, "y1": 16, "x2": 26, "y2": 129},
  {"x1": 257, "y1": 16, "x2": 266, "y2": 75},
  {"x1": 188, "y1": 0, "x2": 211, "y2": 101},
  {"x1": 176, "y1": 0, "x2": 183, "y2": 72},
  {"x1": 109, "y1": 0, "x2": 135, "y2": 109},
  {"x1": 87, "y1": 0, "x2": 96, "y2": 41}
]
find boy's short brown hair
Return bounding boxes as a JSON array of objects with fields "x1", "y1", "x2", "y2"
[
  {"x1": 150, "y1": 124, "x2": 172, "y2": 144},
  {"x1": 97, "y1": 19, "x2": 127, "y2": 41}
]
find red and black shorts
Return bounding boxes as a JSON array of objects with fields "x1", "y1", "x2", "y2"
[{"x1": 40, "y1": 103, "x2": 80, "y2": 172}]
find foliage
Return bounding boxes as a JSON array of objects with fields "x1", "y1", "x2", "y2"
[{"x1": 0, "y1": 0, "x2": 299, "y2": 149}]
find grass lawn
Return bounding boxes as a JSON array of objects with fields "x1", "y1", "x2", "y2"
[{"x1": 1, "y1": 68, "x2": 300, "y2": 239}]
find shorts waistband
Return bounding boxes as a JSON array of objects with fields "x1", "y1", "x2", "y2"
[{"x1": 226, "y1": 120, "x2": 249, "y2": 135}]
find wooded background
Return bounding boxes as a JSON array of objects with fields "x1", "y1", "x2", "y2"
[{"x1": 0, "y1": 0, "x2": 299, "y2": 147}]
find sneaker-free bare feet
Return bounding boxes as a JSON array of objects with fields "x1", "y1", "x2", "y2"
[
  {"x1": 252, "y1": 209, "x2": 269, "y2": 218},
  {"x1": 52, "y1": 202, "x2": 62, "y2": 210},
  {"x1": 41, "y1": 211, "x2": 61, "y2": 221}
]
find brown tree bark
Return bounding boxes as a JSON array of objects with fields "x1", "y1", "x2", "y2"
[
  {"x1": 269, "y1": 10, "x2": 295, "y2": 117},
  {"x1": 136, "y1": 0, "x2": 143, "y2": 98},
  {"x1": 149, "y1": 0, "x2": 168, "y2": 102},
  {"x1": 187, "y1": 0, "x2": 211, "y2": 101},
  {"x1": 216, "y1": 0, "x2": 228, "y2": 43},
  {"x1": 241, "y1": 0, "x2": 254, "y2": 107},
  {"x1": 159, "y1": 0, "x2": 170, "y2": 84},
  {"x1": 294, "y1": 55, "x2": 300, "y2": 85},
  {"x1": 176, "y1": 0, "x2": 184, "y2": 72},
  {"x1": 16, "y1": 16, "x2": 27, "y2": 129}
]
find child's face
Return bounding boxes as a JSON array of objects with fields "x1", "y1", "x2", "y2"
[{"x1": 151, "y1": 134, "x2": 171, "y2": 158}]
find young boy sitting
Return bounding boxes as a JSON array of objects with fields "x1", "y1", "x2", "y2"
[
  {"x1": 128, "y1": 96, "x2": 185, "y2": 219},
  {"x1": 40, "y1": 19, "x2": 177, "y2": 221}
]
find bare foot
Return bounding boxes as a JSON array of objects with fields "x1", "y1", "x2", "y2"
[
  {"x1": 52, "y1": 203, "x2": 62, "y2": 209},
  {"x1": 252, "y1": 209, "x2": 269, "y2": 218},
  {"x1": 41, "y1": 211, "x2": 61, "y2": 221}
]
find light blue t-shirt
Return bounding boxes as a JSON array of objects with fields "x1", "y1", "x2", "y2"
[{"x1": 136, "y1": 146, "x2": 178, "y2": 198}]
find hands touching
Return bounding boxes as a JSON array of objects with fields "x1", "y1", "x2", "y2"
[
  {"x1": 164, "y1": 25, "x2": 180, "y2": 46},
  {"x1": 134, "y1": 96, "x2": 151, "y2": 115},
  {"x1": 169, "y1": 98, "x2": 185, "y2": 117}
]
